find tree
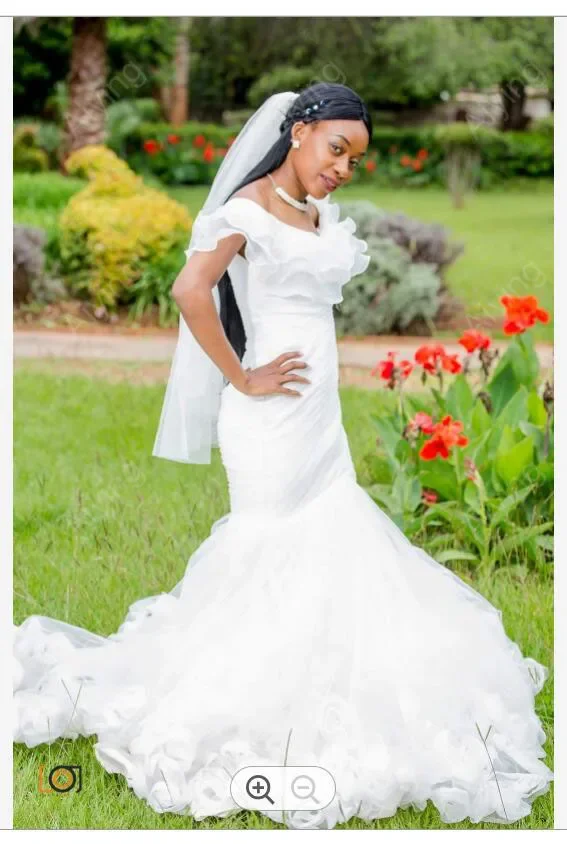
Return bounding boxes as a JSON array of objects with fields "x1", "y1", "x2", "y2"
[
  {"x1": 481, "y1": 18, "x2": 553, "y2": 130},
  {"x1": 65, "y1": 18, "x2": 107, "y2": 154},
  {"x1": 169, "y1": 17, "x2": 191, "y2": 125}
]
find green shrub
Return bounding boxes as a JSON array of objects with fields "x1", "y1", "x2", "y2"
[
  {"x1": 59, "y1": 146, "x2": 191, "y2": 307},
  {"x1": 334, "y1": 200, "x2": 463, "y2": 336},
  {"x1": 13, "y1": 126, "x2": 49, "y2": 173},
  {"x1": 106, "y1": 98, "x2": 163, "y2": 158},
  {"x1": 13, "y1": 121, "x2": 62, "y2": 171},
  {"x1": 115, "y1": 116, "x2": 553, "y2": 187},
  {"x1": 357, "y1": 124, "x2": 553, "y2": 188},
  {"x1": 120, "y1": 121, "x2": 238, "y2": 185}
]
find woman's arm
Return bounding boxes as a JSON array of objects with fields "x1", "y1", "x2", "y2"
[
  {"x1": 171, "y1": 233, "x2": 250, "y2": 391},
  {"x1": 171, "y1": 234, "x2": 310, "y2": 398}
]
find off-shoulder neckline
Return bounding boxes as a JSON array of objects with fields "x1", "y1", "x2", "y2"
[{"x1": 224, "y1": 196, "x2": 324, "y2": 238}]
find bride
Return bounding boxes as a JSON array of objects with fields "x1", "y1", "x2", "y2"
[{"x1": 13, "y1": 83, "x2": 553, "y2": 830}]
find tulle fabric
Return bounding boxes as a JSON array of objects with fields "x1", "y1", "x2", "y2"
[{"x1": 14, "y1": 196, "x2": 552, "y2": 829}]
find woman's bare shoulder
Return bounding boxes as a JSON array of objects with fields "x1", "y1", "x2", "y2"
[{"x1": 231, "y1": 178, "x2": 271, "y2": 211}]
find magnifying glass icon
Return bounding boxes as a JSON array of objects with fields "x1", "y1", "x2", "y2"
[
  {"x1": 291, "y1": 774, "x2": 320, "y2": 804},
  {"x1": 245, "y1": 774, "x2": 275, "y2": 805}
]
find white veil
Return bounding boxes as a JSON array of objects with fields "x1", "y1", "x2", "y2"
[{"x1": 152, "y1": 91, "x2": 299, "y2": 464}]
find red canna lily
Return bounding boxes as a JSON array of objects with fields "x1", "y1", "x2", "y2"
[
  {"x1": 193, "y1": 134, "x2": 206, "y2": 148},
  {"x1": 371, "y1": 351, "x2": 413, "y2": 388},
  {"x1": 414, "y1": 344, "x2": 462, "y2": 375},
  {"x1": 419, "y1": 415, "x2": 469, "y2": 461},
  {"x1": 143, "y1": 139, "x2": 162, "y2": 155},
  {"x1": 500, "y1": 295, "x2": 550, "y2": 335},
  {"x1": 416, "y1": 148, "x2": 429, "y2": 161},
  {"x1": 411, "y1": 160, "x2": 423, "y2": 172},
  {"x1": 203, "y1": 144, "x2": 215, "y2": 163},
  {"x1": 441, "y1": 352, "x2": 462, "y2": 374},
  {"x1": 400, "y1": 154, "x2": 412, "y2": 167},
  {"x1": 407, "y1": 412, "x2": 435, "y2": 435},
  {"x1": 415, "y1": 343, "x2": 443, "y2": 373},
  {"x1": 458, "y1": 329, "x2": 492, "y2": 353},
  {"x1": 167, "y1": 134, "x2": 181, "y2": 145},
  {"x1": 365, "y1": 159, "x2": 377, "y2": 173}
]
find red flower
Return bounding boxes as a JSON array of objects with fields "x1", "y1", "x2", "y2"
[
  {"x1": 458, "y1": 329, "x2": 492, "y2": 354},
  {"x1": 203, "y1": 143, "x2": 215, "y2": 163},
  {"x1": 389, "y1": 145, "x2": 398, "y2": 154},
  {"x1": 167, "y1": 134, "x2": 181, "y2": 145},
  {"x1": 193, "y1": 134, "x2": 206, "y2": 148},
  {"x1": 411, "y1": 159, "x2": 423, "y2": 172},
  {"x1": 500, "y1": 295, "x2": 550, "y2": 335},
  {"x1": 419, "y1": 415, "x2": 469, "y2": 461},
  {"x1": 416, "y1": 148, "x2": 429, "y2": 161},
  {"x1": 365, "y1": 159, "x2": 377, "y2": 173},
  {"x1": 400, "y1": 154, "x2": 412, "y2": 167},
  {"x1": 414, "y1": 344, "x2": 462, "y2": 375},
  {"x1": 422, "y1": 489, "x2": 438, "y2": 505},
  {"x1": 143, "y1": 139, "x2": 162, "y2": 155},
  {"x1": 414, "y1": 344, "x2": 446, "y2": 374},
  {"x1": 371, "y1": 351, "x2": 413, "y2": 387},
  {"x1": 442, "y1": 352, "x2": 462, "y2": 374},
  {"x1": 407, "y1": 412, "x2": 435, "y2": 435}
]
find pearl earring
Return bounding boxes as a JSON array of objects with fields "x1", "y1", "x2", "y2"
[{"x1": 292, "y1": 139, "x2": 300, "y2": 149}]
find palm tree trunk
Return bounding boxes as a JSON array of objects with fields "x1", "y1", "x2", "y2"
[
  {"x1": 170, "y1": 17, "x2": 191, "y2": 125},
  {"x1": 64, "y1": 17, "x2": 107, "y2": 155}
]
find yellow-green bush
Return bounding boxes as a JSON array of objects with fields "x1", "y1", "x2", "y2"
[
  {"x1": 59, "y1": 146, "x2": 191, "y2": 307},
  {"x1": 14, "y1": 125, "x2": 49, "y2": 173}
]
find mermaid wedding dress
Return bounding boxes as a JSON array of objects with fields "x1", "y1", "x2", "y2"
[{"x1": 13, "y1": 195, "x2": 553, "y2": 829}]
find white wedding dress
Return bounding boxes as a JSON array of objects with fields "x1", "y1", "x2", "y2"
[{"x1": 14, "y1": 195, "x2": 553, "y2": 829}]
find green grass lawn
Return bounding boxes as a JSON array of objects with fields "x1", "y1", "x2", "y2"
[{"x1": 14, "y1": 367, "x2": 553, "y2": 830}]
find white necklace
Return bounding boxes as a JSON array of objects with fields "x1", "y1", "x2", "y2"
[{"x1": 267, "y1": 172, "x2": 309, "y2": 212}]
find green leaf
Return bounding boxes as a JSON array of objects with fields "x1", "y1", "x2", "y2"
[
  {"x1": 470, "y1": 399, "x2": 491, "y2": 437},
  {"x1": 536, "y1": 535, "x2": 554, "y2": 552},
  {"x1": 527, "y1": 390, "x2": 547, "y2": 427},
  {"x1": 496, "y1": 387, "x2": 528, "y2": 428},
  {"x1": 430, "y1": 387, "x2": 446, "y2": 413},
  {"x1": 464, "y1": 481, "x2": 484, "y2": 515},
  {"x1": 515, "y1": 331, "x2": 540, "y2": 384},
  {"x1": 487, "y1": 362, "x2": 520, "y2": 416},
  {"x1": 419, "y1": 460, "x2": 459, "y2": 501},
  {"x1": 489, "y1": 484, "x2": 536, "y2": 527},
  {"x1": 423, "y1": 532, "x2": 459, "y2": 550},
  {"x1": 498, "y1": 522, "x2": 554, "y2": 553},
  {"x1": 372, "y1": 415, "x2": 402, "y2": 469},
  {"x1": 366, "y1": 484, "x2": 394, "y2": 511},
  {"x1": 444, "y1": 373, "x2": 475, "y2": 424},
  {"x1": 391, "y1": 473, "x2": 422, "y2": 514},
  {"x1": 495, "y1": 435, "x2": 534, "y2": 487},
  {"x1": 424, "y1": 504, "x2": 479, "y2": 546},
  {"x1": 394, "y1": 437, "x2": 413, "y2": 465},
  {"x1": 405, "y1": 395, "x2": 435, "y2": 417},
  {"x1": 518, "y1": 421, "x2": 545, "y2": 455},
  {"x1": 434, "y1": 549, "x2": 478, "y2": 564}
]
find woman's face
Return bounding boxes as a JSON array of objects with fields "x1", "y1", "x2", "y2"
[{"x1": 291, "y1": 118, "x2": 369, "y2": 198}]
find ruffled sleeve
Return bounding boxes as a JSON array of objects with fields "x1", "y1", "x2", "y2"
[{"x1": 185, "y1": 198, "x2": 284, "y2": 264}]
